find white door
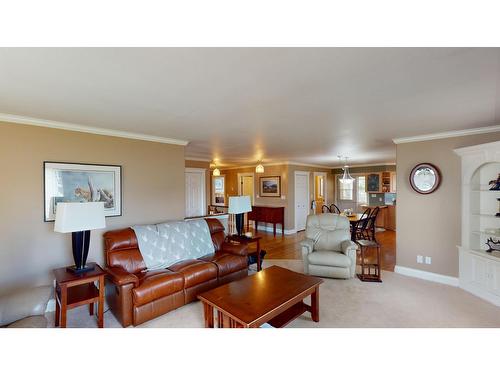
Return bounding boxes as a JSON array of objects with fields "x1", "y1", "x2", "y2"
[
  {"x1": 238, "y1": 173, "x2": 255, "y2": 205},
  {"x1": 185, "y1": 168, "x2": 206, "y2": 217},
  {"x1": 295, "y1": 171, "x2": 310, "y2": 232}
]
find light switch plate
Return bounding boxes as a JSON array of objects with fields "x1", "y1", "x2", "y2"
[
  {"x1": 417, "y1": 255, "x2": 423, "y2": 264},
  {"x1": 425, "y1": 256, "x2": 432, "y2": 265}
]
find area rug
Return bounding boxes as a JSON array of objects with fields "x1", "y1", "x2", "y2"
[{"x1": 45, "y1": 259, "x2": 500, "y2": 328}]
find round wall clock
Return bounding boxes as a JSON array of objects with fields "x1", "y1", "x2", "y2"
[{"x1": 409, "y1": 163, "x2": 441, "y2": 194}]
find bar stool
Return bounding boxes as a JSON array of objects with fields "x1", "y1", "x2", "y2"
[{"x1": 356, "y1": 239, "x2": 382, "y2": 282}]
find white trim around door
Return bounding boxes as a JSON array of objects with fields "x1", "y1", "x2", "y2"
[
  {"x1": 185, "y1": 167, "x2": 207, "y2": 217},
  {"x1": 294, "y1": 171, "x2": 310, "y2": 232},
  {"x1": 313, "y1": 171, "x2": 328, "y2": 208},
  {"x1": 237, "y1": 172, "x2": 255, "y2": 203}
]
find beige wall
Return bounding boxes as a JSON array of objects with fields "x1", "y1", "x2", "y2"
[
  {"x1": 185, "y1": 159, "x2": 211, "y2": 214},
  {"x1": 221, "y1": 164, "x2": 333, "y2": 230},
  {"x1": 396, "y1": 131, "x2": 500, "y2": 277},
  {"x1": 0, "y1": 122, "x2": 185, "y2": 293}
]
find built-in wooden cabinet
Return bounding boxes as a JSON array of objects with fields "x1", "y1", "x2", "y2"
[
  {"x1": 381, "y1": 172, "x2": 391, "y2": 192},
  {"x1": 386, "y1": 205, "x2": 396, "y2": 230},
  {"x1": 366, "y1": 172, "x2": 397, "y2": 193}
]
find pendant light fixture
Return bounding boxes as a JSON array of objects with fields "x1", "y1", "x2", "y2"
[
  {"x1": 338, "y1": 156, "x2": 354, "y2": 183},
  {"x1": 212, "y1": 161, "x2": 220, "y2": 176},
  {"x1": 255, "y1": 161, "x2": 264, "y2": 174}
]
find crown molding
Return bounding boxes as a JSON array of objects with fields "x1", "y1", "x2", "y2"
[
  {"x1": 331, "y1": 162, "x2": 396, "y2": 169},
  {"x1": 285, "y1": 161, "x2": 334, "y2": 169},
  {"x1": 214, "y1": 160, "x2": 397, "y2": 171},
  {"x1": 0, "y1": 113, "x2": 189, "y2": 146},
  {"x1": 392, "y1": 125, "x2": 500, "y2": 144},
  {"x1": 185, "y1": 157, "x2": 212, "y2": 162},
  {"x1": 453, "y1": 140, "x2": 500, "y2": 156}
]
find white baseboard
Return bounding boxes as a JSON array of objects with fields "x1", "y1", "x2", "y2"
[
  {"x1": 394, "y1": 265, "x2": 459, "y2": 287},
  {"x1": 255, "y1": 224, "x2": 296, "y2": 235}
]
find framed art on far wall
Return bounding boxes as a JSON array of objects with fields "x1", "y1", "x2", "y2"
[
  {"x1": 259, "y1": 176, "x2": 281, "y2": 197},
  {"x1": 43, "y1": 161, "x2": 122, "y2": 221}
]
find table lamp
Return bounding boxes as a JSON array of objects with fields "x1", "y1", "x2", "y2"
[
  {"x1": 228, "y1": 196, "x2": 252, "y2": 237},
  {"x1": 54, "y1": 202, "x2": 106, "y2": 274}
]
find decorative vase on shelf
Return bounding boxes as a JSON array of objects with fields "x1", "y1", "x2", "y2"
[
  {"x1": 489, "y1": 174, "x2": 500, "y2": 190},
  {"x1": 486, "y1": 237, "x2": 500, "y2": 253}
]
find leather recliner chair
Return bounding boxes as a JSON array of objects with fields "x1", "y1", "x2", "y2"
[
  {"x1": 300, "y1": 214, "x2": 358, "y2": 279},
  {"x1": 104, "y1": 218, "x2": 248, "y2": 327}
]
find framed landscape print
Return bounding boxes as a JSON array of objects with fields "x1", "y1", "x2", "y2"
[
  {"x1": 260, "y1": 176, "x2": 281, "y2": 197},
  {"x1": 44, "y1": 162, "x2": 122, "y2": 221}
]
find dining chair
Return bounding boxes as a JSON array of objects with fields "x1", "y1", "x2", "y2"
[
  {"x1": 364, "y1": 207, "x2": 380, "y2": 241},
  {"x1": 360, "y1": 207, "x2": 371, "y2": 219},
  {"x1": 352, "y1": 217, "x2": 368, "y2": 241},
  {"x1": 354, "y1": 208, "x2": 371, "y2": 240},
  {"x1": 329, "y1": 204, "x2": 341, "y2": 214}
]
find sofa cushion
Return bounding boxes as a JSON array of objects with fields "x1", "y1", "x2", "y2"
[
  {"x1": 307, "y1": 250, "x2": 352, "y2": 268},
  {"x1": 199, "y1": 252, "x2": 247, "y2": 277},
  {"x1": 168, "y1": 259, "x2": 218, "y2": 288},
  {"x1": 133, "y1": 270, "x2": 184, "y2": 307}
]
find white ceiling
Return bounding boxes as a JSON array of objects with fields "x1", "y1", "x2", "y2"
[{"x1": 1, "y1": 48, "x2": 499, "y2": 167}]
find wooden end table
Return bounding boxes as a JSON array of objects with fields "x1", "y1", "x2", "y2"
[
  {"x1": 53, "y1": 262, "x2": 106, "y2": 328},
  {"x1": 356, "y1": 240, "x2": 382, "y2": 282},
  {"x1": 227, "y1": 234, "x2": 262, "y2": 271}
]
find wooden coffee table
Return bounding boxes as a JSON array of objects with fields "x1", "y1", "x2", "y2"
[{"x1": 198, "y1": 266, "x2": 323, "y2": 328}]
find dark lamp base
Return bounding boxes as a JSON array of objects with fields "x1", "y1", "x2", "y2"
[{"x1": 66, "y1": 264, "x2": 95, "y2": 274}]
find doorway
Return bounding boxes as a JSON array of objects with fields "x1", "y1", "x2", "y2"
[
  {"x1": 238, "y1": 173, "x2": 254, "y2": 204},
  {"x1": 294, "y1": 171, "x2": 310, "y2": 232},
  {"x1": 313, "y1": 172, "x2": 327, "y2": 214},
  {"x1": 185, "y1": 168, "x2": 206, "y2": 217}
]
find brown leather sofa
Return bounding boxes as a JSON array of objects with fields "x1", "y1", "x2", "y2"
[{"x1": 103, "y1": 218, "x2": 248, "y2": 327}]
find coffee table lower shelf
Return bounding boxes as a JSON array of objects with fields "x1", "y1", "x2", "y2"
[{"x1": 267, "y1": 301, "x2": 310, "y2": 328}]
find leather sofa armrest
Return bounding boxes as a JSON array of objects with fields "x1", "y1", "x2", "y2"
[
  {"x1": 340, "y1": 240, "x2": 358, "y2": 255},
  {"x1": 300, "y1": 238, "x2": 315, "y2": 255},
  {"x1": 221, "y1": 242, "x2": 248, "y2": 257},
  {"x1": 106, "y1": 267, "x2": 139, "y2": 288}
]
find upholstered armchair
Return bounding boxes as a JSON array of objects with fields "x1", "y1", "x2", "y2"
[{"x1": 300, "y1": 214, "x2": 358, "y2": 279}]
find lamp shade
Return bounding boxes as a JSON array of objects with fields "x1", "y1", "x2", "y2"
[
  {"x1": 54, "y1": 202, "x2": 106, "y2": 233},
  {"x1": 228, "y1": 196, "x2": 252, "y2": 214}
]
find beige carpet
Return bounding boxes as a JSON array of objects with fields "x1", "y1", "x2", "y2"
[{"x1": 45, "y1": 260, "x2": 500, "y2": 328}]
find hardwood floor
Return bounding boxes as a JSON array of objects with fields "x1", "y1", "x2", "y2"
[{"x1": 246, "y1": 228, "x2": 396, "y2": 272}]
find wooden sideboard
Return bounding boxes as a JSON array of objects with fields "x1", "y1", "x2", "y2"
[{"x1": 247, "y1": 206, "x2": 285, "y2": 237}]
